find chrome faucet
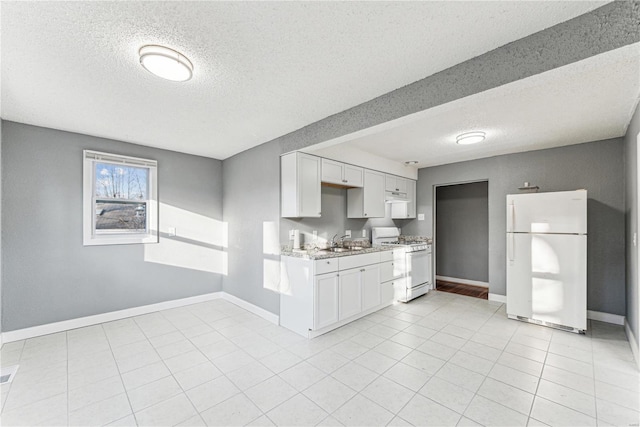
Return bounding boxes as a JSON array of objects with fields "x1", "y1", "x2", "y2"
[{"x1": 329, "y1": 234, "x2": 349, "y2": 248}]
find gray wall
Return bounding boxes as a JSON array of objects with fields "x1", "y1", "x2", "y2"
[
  {"x1": 1, "y1": 122, "x2": 224, "y2": 332},
  {"x1": 281, "y1": 185, "x2": 410, "y2": 247},
  {"x1": 403, "y1": 139, "x2": 625, "y2": 315},
  {"x1": 0, "y1": 120, "x2": 3, "y2": 337},
  {"x1": 625, "y1": 101, "x2": 640, "y2": 352},
  {"x1": 436, "y1": 182, "x2": 489, "y2": 282},
  {"x1": 222, "y1": 140, "x2": 281, "y2": 315}
]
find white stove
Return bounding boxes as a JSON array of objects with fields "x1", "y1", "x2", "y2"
[{"x1": 372, "y1": 227, "x2": 433, "y2": 302}]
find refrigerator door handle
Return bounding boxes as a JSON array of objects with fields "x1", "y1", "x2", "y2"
[
  {"x1": 508, "y1": 203, "x2": 515, "y2": 232},
  {"x1": 508, "y1": 232, "x2": 515, "y2": 262}
]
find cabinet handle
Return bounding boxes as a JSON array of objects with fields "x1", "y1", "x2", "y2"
[
  {"x1": 360, "y1": 268, "x2": 365, "y2": 272},
  {"x1": 396, "y1": 188, "x2": 399, "y2": 191},
  {"x1": 364, "y1": 213, "x2": 367, "y2": 216},
  {"x1": 342, "y1": 179, "x2": 347, "y2": 183}
]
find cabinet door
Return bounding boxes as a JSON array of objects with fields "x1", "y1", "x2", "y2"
[
  {"x1": 395, "y1": 177, "x2": 408, "y2": 193},
  {"x1": 314, "y1": 272, "x2": 339, "y2": 329},
  {"x1": 321, "y1": 158, "x2": 344, "y2": 185},
  {"x1": 343, "y1": 165, "x2": 364, "y2": 187},
  {"x1": 298, "y1": 154, "x2": 322, "y2": 217},
  {"x1": 339, "y1": 268, "x2": 362, "y2": 320},
  {"x1": 362, "y1": 264, "x2": 381, "y2": 311},
  {"x1": 385, "y1": 174, "x2": 397, "y2": 192},
  {"x1": 406, "y1": 179, "x2": 416, "y2": 219},
  {"x1": 363, "y1": 170, "x2": 385, "y2": 218}
]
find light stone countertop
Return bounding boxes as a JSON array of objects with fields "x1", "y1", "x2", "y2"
[{"x1": 281, "y1": 245, "x2": 395, "y2": 260}]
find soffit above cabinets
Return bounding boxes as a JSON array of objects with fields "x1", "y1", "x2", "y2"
[{"x1": 1, "y1": 1, "x2": 609, "y2": 160}]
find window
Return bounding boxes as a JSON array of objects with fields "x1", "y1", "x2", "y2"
[{"x1": 83, "y1": 150, "x2": 158, "y2": 245}]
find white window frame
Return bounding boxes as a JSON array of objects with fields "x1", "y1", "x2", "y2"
[{"x1": 83, "y1": 150, "x2": 158, "y2": 246}]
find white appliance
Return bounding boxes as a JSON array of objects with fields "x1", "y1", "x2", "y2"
[
  {"x1": 372, "y1": 227, "x2": 432, "y2": 302},
  {"x1": 506, "y1": 190, "x2": 587, "y2": 333}
]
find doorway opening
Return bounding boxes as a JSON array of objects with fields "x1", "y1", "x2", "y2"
[{"x1": 434, "y1": 181, "x2": 489, "y2": 299}]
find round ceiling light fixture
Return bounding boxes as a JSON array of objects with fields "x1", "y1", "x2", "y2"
[
  {"x1": 139, "y1": 45, "x2": 193, "y2": 82},
  {"x1": 456, "y1": 131, "x2": 486, "y2": 145}
]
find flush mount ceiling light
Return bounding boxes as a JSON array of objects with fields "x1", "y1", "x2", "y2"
[
  {"x1": 404, "y1": 161, "x2": 419, "y2": 165},
  {"x1": 456, "y1": 131, "x2": 486, "y2": 145},
  {"x1": 139, "y1": 45, "x2": 193, "y2": 82}
]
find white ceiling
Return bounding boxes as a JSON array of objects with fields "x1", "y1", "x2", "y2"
[
  {"x1": 331, "y1": 43, "x2": 640, "y2": 167},
  {"x1": 0, "y1": 1, "x2": 610, "y2": 160}
]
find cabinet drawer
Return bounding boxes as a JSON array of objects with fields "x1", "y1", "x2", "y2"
[
  {"x1": 380, "y1": 250, "x2": 394, "y2": 262},
  {"x1": 315, "y1": 258, "x2": 338, "y2": 275},
  {"x1": 339, "y1": 252, "x2": 381, "y2": 271},
  {"x1": 381, "y1": 281, "x2": 395, "y2": 303},
  {"x1": 380, "y1": 261, "x2": 393, "y2": 283}
]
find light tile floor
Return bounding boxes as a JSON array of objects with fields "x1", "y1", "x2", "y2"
[{"x1": 1, "y1": 291, "x2": 639, "y2": 426}]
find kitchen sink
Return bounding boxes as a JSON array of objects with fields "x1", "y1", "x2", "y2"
[{"x1": 318, "y1": 246, "x2": 366, "y2": 253}]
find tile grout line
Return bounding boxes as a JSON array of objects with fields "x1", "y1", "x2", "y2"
[
  {"x1": 154, "y1": 302, "x2": 293, "y2": 422},
  {"x1": 100, "y1": 323, "x2": 137, "y2": 426}
]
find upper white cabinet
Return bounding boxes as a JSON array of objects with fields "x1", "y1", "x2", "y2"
[
  {"x1": 347, "y1": 170, "x2": 385, "y2": 218},
  {"x1": 321, "y1": 159, "x2": 364, "y2": 187},
  {"x1": 391, "y1": 179, "x2": 417, "y2": 219},
  {"x1": 385, "y1": 174, "x2": 408, "y2": 193},
  {"x1": 281, "y1": 152, "x2": 321, "y2": 218}
]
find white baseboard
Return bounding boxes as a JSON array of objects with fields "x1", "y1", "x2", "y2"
[
  {"x1": 587, "y1": 310, "x2": 625, "y2": 326},
  {"x1": 436, "y1": 275, "x2": 489, "y2": 288},
  {"x1": 220, "y1": 292, "x2": 279, "y2": 325},
  {"x1": 1, "y1": 291, "x2": 280, "y2": 344},
  {"x1": 625, "y1": 319, "x2": 640, "y2": 370},
  {"x1": 488, "y1": 293, "x2": 506, "y2": 303}
]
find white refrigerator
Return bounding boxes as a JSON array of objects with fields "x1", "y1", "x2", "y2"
[{"x1": 506, "y1": 190, "x2": 587, "y2": 333}]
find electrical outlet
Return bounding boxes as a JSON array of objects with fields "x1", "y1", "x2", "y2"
[
  {"x1": 289, "y1": 230, "x2": 295, "y2": 239},
  {"x1": 168, "y1": 227, "x2": 176, "y2": 236},
  {"x1": 362, "y1": 229, "x2": 367, "y2": 238},
  {"x1": 345, "y1": 230, "x2": 351, "y2": 238},
  {"x1": 418, "y1": 213, "x2": 425, "y2": 221}
]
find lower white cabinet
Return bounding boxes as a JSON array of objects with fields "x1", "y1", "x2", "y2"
[
  {"x1": 280, "y1": 251, "x2": 401, "y2": 338},
  {"x1": 314, "y1": 272, "x2": 339, "y2": 329},
  {"x1": 339, "y1": 268, "x2": 362, "y2": 320},
  {"x1": 362, "y1": 265, "x2": 381, "y2": 311},
  {"x1": 380, "y1": 281, "x2": 395, "y2": 303}
]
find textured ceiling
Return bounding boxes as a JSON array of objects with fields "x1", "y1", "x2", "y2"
[
  {"x1": 335, "y1": 43, "x2": 640, "y2": 168},
  {"x1": 0, "y1": 1, "x2": 609, "y2": 159}
]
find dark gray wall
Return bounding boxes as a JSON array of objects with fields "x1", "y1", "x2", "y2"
[
  {"x1": 403, "y1": 139, "x2": 625, "y2": 315},
  {"x1": 625, "y1": 101, "x2": 640, "y2": 351},
  {"x1": 1, "y1": 122, "x2": 223, "y2": 332},
  {"x1": 222, "y1": 140, "x2": 281, "y2": 315},
  {"x1": 436, "y1": 182, "x2": 489, "y2": 282}
]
